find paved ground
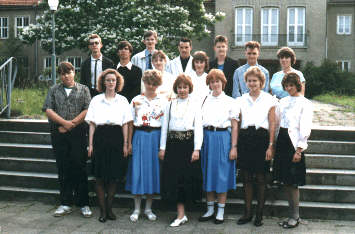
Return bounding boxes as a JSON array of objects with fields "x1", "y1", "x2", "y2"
[
  {"x1": 312, "y1": 100, "x2": 355, "y2": 127},
  {"x1": 0, "y1": 201, "x2": 354, "y2": 234}
]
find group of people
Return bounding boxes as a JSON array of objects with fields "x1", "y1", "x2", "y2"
[{"x1": 42, "y1": 30, "x2": 313, "y2": 229}]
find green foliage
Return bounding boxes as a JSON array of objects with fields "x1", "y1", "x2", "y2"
[
  {"x1": 20, "y1": 0, "x2": 224, "y2": 58},
  {"x1": 302, "y1": 60, "x2": 355, "y2": 98},
  {"x1": 313, "y1": 93, "x2": 355, "y2": 112}
]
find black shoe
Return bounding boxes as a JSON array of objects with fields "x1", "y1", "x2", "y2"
[
  {"x1": 198, "y1": 214, "x2": 214, "y2": 222},
  {"x1": 254, "y1": 216, "x2": 263, "y2": 227},
  {"x1": 214, "y1": 218, "x2": 224, "y2": 224},
  {"x1": 282, "y1": 218, "x2": 300, "y2": 229},
  {"x1": 98, "y1": 216, "x2": 107, "y2": 223},
  {"x1": 237, "y1": 216, "x2": 253, "y2": 225}
]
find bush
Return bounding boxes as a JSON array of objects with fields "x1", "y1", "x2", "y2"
[{"x1": 302, "y1": 59, "x2": 355, "y2": 98}]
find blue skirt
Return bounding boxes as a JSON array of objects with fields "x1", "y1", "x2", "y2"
[
  {"x1": 125, "y1": 129, "x2": 161, "y2": 195},
  {"x1": 201, "y1": 129, "x2": 236, "y2": 193}
]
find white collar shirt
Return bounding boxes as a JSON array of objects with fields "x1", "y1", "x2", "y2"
[
  {"x1": 189, "y1": 71, "x2": 210, "y2": 103},
  {"x1": 90, "y1": 54, "x2": 103, "y2": 89},
  {"x1": 201, "y1": 92, "x2": 239, "y2": 128},
  {"x1": 166, "y1": 56, "x2": 194, "y2": 77},
  {"x1": 116, "y1": 61, "x2": 133, "y2": 70},
  {"x1": 85, "y1": 93, "x2": 132, "y2": 126}
]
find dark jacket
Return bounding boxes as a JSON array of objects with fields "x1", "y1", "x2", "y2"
[{"x1": 209, "y1": 56, "x2": 239, "y2": 97}]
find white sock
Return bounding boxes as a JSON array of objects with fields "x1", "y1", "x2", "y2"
[
  {"x1": 202, "y1": 201, "x2": 215, "y2": 217},
  {"x1": 216, "y1": 203, "x2": 225, "y2": 220},
  {"x1": 134, "y1": 196, "x2": 141, "y2": 212},
  {"x1": 145, "y1": 197, "x2": 153, "y2": 211}
]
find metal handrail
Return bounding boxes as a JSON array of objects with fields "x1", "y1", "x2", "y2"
[{"x1": 0, "y1": 57, "x2": 18, "y2": 118}]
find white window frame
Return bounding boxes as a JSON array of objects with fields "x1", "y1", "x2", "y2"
[
  {"x1": 287, "y1": 7, "x2": 306, "y2": 46},
  {"x1": 66, "y1": 56, "x2": 82, "y2": 72},
  {"x1": 235, "y1": 7, "x2": 253, "y2": 46},
  {"x1": 261, "y1": 8, "x2": 279, "y2": 46},
  {"x1": 44, "y1": 57, "x2": 60, "y2": 80},
  {"x1": 337, "y1": 15, "x2": 352, "y2": 35},
  {"x1": 0, "y1": 17, "x2": 9, "y2": 39},
  {"x1": 336, "y1": 60, "x2": 351, "y2": 72},
  {"x1": 15, "y1": 16, "x2": 30, "y2": 38}
]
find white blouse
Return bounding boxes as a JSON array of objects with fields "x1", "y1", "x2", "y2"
[
  {"x1": 131, "y1": 94, "x2": 167, "y2": 127},
  {"x1": 236, "y1": 91, "x2": 277, "y2": 130},
  {"x1": 202, "y1": 92, "x2": 239, "y2": 128},
  {"x1": 85, "y1": 93, "x2": 132, "y2": 126},
  {"x1": 141, "y1": 71, "x2": 176, "y2": 100},
  {"x1": 189, "y1": 71, "x2": 210, "y2": 102},
  {"x1": 160, "y1": 96, "x2": 203, "y2": 151},
  {"x1": 278, "y1": 96, "x2": 313, "y2": 150}
]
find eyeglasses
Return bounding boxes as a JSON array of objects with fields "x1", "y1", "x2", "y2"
[{"x1": 89, "y1": 41, "x2": 100, "y2": 45}]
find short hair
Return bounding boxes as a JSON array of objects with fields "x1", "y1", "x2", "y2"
[
  {"x1": 245, "y1": 41, "x2": 260, "y2": 50},
  {"x1": 214, "y1": 35, "x2": 228, "y2": 45},
  {"x1": 173, "y1": 74, "x2": 193, "y2": 94},
  {"x1": 206, "y1": 69, "x2": 227, "y2": 90},
  {"x1": 192, "y1": 51, "x2": 209, "y2": 72},
  {"x1": 152, "y1": 50, "x2": 167, "y2": 62},
  {"x1": 144, "y1": 30, "x2": 158, "y2": 40},
  {"x1": 179, "y1": 37, "x2": 192, "y2": 47},
  {"x1": 96, "y1": 69, "x2": 124, "y2": 93},
  {"x1": 282, "y1": 72, "x2": 302, "y2": 92},
  {"x1": 88, "y1": 34, "x2": 101, "y2": 44},
  {"x1": 142, "y1": 69, "x2": 162, "y2": 87},
  {"x1": 117, "y1": 40, "x2": 133, "y2": 54},
  {"x1": 58, "y1": 62, "x2": 74, "y2": 75},
  {"x1": 244, "y1": 66, "x2": 266, "y2": 89},
  {"x1": 277, "y1": 47, "x2": 297, "y2": 65}
]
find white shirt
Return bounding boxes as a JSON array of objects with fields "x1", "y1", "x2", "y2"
[
  {"x1": 202, "y1": 92, "x2": 239, "y2": 128},
  {"x1": 90, "y1": 55, "x2": 103, "y2": 89},
  {"x1": 166, "y1": 56, "x2": 194, "y2": 78},
  {"x1": 116, "y1": 61, "x2": 133, "y2": 70},
  {"x1": 131, "y1": 94, "x2": 167, "y2": 127},
  {"x1": 189, "y1": 71, "x2": 210, "y2": 103},
  {"x1": 64, "y1": 88, "x2": 72, "y2": 96},
  {"x1": 278, "y1": 96, "x2": 313, "y2": 150},
  {"x1": 85, "y1": 93, "x2": 132, "y2": 126},
  {"x1": 131, "y1": 49, "x2": 170, "y2": 72},
  {"x1": 141, "y1": 71, "x2": 176, "y2": 100},
  {"x1": 160, "y1": 97, "x2": 203, "y2": 151},
  {"x1": 236, "y1": 91, "x2": 277, "y2": 130}
]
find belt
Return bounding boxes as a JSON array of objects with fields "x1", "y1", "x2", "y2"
[
  {"x1": 135, "y1": 126, "x2": 161, "y2": 132},
  {"x1": 168, "y1": 130, "x2": 193, "y2": 141},
  {"x1": 204, "y1": 126, "x2": 228, "y2": 131}
]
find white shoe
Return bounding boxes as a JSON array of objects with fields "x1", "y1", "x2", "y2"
[
  {"x1": 170, "y1": 215, "x2": 188, "y2": 227},
  {"x1": 130, "y1": 210, "x2": 140, "y2": 222},
  {"x1": 80, "y1": 206, "x2": 92, "y2": 218},
  {"x1": 53, "y1": 205, "x2": 72, "y2": 217},
  {"x1": 144, "y1": 209, "x2": 157, "y2": 221}
]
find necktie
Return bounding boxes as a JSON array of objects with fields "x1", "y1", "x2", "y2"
[
  {"x1": 148, "y1": 54, "x2": 152, "y2": 69},
  {"x1": 94, "y1": 59, "x2": 98, "y2": 88}
]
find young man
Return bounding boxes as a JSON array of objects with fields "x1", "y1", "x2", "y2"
[
  {"x1": 43, "y1": 62, "x2": 92, "y2": 218},
  {"x1": 209, "y1": 35, "x2": 239, "y2": 97},
  {"x1": 116, "y1": 40, "x2": 142, "y2": 102},
  {"x1": 80, "y1": 34, "x2": 115, "y2": 97},
  {"x1": 232, "y1": 41, "x2": 270, "y2": 98},
  {"x1": 166, "y1": 37, "x2": 194, "y2": 77}
]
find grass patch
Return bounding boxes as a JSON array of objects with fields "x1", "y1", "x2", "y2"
[{"x1": 313, "y1": 93, "x2": 355, "y2": 112}]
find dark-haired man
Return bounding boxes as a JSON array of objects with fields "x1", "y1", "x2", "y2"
[{"x1": 166, "y1": 37, "x2": 194, "y2": 77}]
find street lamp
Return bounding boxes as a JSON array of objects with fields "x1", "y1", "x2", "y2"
[{"x1": 48, "y1": 0, "x2": 59, "y2": 85}]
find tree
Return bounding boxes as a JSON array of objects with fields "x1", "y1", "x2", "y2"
[{"x1": 20, "y1": 0, "x2": 225, "y2": 59}]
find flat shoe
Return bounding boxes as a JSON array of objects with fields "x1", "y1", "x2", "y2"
[
  {"x1": 283, "y1": 218, "x2": 300, "y2": 229},
  {"x1": 237, "y1": 216, "x2": 252, "y2": 225},
  {"x1": 130, "y1": 210, "x2": 140, "y2": 222},
  {"x1": 278, "y1": 218, "x2": 289, "y2": 227},
  {"x1": 198, "y1": 214, "x2": 214, "y2": 222},
  {"x1": 214, "y1": 218, "x2": 224, "y2": 224},
  {"x1": 98, "y1": 216, "x2": 107, "y2": 223},
  {"x1": 254, "y1": 218, "x2": 263, "y2": 227}
]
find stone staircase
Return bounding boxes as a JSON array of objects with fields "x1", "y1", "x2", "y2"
[{"x1": 0, "y1": 119, "x2": 354, "y2": 220}]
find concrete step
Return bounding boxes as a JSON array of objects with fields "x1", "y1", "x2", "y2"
[
  {"x1": 306, "y1": 168, "x2": 355, "y2": 186},
  {"x1": 310, "y1": 126, "x2": 355, "y2": 141},
  {"x1": 306, "y1": 140, "x2": 355, "y2": 155},
  {"x1": 0, "y1": 143, "x2": 53, "y2": 159},
  {"x1": 0, "y1": 131, "x2": 51, "y2": 144},
  {"x1": 306, "y1": 154, "x2": 355, "y2": 169},
  {"x1": 0, "y1": 119, "x2": 49, "y2": 132}
]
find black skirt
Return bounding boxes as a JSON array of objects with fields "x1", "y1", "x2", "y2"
[
  {"x1": 161, "y1": 131, "x2": 203, "y2": 204},
  {"x1": 273, "y1": 127, "x2": 306, "y2": 186},
  {"x1": 237, "y1": 126, "x2": 270, "y2": 173},
  {"x1": 92, "y1": 125, "x2": 127, "y2": 181}
]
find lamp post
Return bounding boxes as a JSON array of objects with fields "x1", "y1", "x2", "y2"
[{"x1": 48, "y1": 0, "x2": 59, "y2": 85}]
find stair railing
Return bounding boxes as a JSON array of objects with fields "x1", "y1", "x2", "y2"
[{"x1": 0, "y1": 57, "x2": 18, "y2": 118}]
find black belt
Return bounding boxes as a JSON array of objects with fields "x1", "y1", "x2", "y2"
[
  {"x1": 204, "y1": 126, "x2": 228, "y2": 131},
  {"x1": 135, "y1": 126, "x2": 161, "y2": 132}
]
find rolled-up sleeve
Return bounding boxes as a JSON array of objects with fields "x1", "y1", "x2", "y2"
[
  {"x1": 193, "y1": 107, "x2": 203, "y2": 150},
  {"x1": 297, "y1": 100, "x2": 313, "y2": 150}
]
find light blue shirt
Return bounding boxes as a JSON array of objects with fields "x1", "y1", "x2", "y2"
[
  {"x1": 232, "y1": 63, "x2": 270, "y2": 98},
  {"x1": 270, "y1": 69, "x2": 305, "y2": 99},
  {"x1": 217, "y1": 64, "x2": 224, "y2": 70}
]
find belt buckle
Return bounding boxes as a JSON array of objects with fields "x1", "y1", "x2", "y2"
[{"x1": 213, "y1": 126, "x2": 216, "y2": 131}]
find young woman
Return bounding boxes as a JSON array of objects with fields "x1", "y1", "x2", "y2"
[
  {"x1": 125, "y1": 69, "x2": 167, "y2": 222},
  {"x1": 236, "y1": 66, "x2": 277, "y2": 227},
  {"x1": 273, "y1": 72, "x2": 313, "y2": 229},
  {"x1": 199, "y1": 69, "x2": 238, "y2": 224},
  {"x1": 159, "y1": 74, "x2": 203, "y2": 227},
  {"x1": 85, "y1": 69, "x2": 132, "y2": 222},
  {"x1": 190, "y1": 51, "x2": 210, "y2": 101}
]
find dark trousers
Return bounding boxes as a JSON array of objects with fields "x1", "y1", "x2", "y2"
[{"x1": 51, "y1": 124, "x2": 89, "y2": 207}]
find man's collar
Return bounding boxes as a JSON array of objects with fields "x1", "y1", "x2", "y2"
[
  {"x1": 145, "y1": 49, "x2": 155, "y2": 57},
  {"x1": 91, "y1": 54, "x2": 103, "y2": 61},
  {"x1": 117, "y1": 62, "x2": 133, "y2": 70}
]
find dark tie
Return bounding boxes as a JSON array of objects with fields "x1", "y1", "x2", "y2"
[
  {"x1": 148, "y1": 54, "x2": 152, "y2": 69},
  {"x1": 94, "y1": 59, "x2": 98, "y2": 88}
]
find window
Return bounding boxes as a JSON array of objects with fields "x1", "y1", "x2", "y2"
[
  {"x1": 337, "y1": 60, "x2": 351, "y2": 72},
  {"x1": 261, "y1": 8, "x2": 279, "y2": 46},
  {"x1": 67, "y1": 56, "x2": 82, "y2": 72},
  {"x1": 337, "y1": 15, "x2": 352, "y2": 35},
  {"x1": 235, "y1": 7, "x2": 253, "y2": 46},
  {"x1": 15, "y1": 16, "x2": 30, "y2": 37},
  {"x1": 287, "y1": 7, "x2": 305, "y2": 46},
  {"x1": 44, "y1": 57, "x2": 60, "y2": 80},
  {"x1": 0, "y1": 17, "x2": 9, "y2": 39}
]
